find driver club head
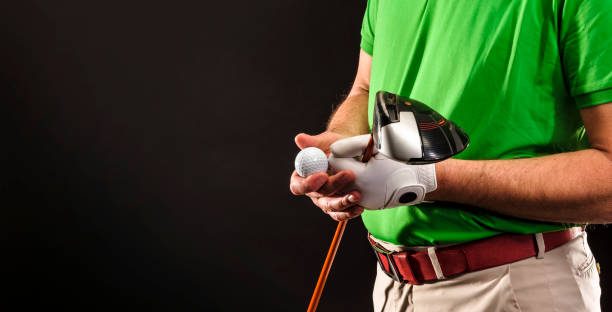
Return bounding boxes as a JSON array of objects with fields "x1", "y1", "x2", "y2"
[{"x1": 372, "y1": 91, "x2": 470, "y2": 164}]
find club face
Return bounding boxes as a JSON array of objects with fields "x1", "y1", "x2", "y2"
[{"x1": 373, "y1": 91, "x2": 470, "y2": 164}]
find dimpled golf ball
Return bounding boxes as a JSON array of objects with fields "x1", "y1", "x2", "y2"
[{"x1": 294, "y1": 147, "x2": 328, "y2": 177}]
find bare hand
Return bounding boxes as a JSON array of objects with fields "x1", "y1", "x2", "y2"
[{"x1": 289, "y1": 132, "x2": 365, "y2": 221}]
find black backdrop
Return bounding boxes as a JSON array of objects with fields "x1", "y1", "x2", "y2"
[{"x1": 2, "y1": 1, "x2": 610, "y2": 311}]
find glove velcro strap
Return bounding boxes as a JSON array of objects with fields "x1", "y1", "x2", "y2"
[{"x1": 414, "y1": 164, "x2": 437, "y2": 193}]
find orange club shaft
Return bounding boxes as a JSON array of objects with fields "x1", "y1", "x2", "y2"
[{"x1": 306, "y1": 135, "x2": 374, "y2": 312}]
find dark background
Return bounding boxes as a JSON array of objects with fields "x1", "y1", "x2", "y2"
[{"x1": 1, "y1": 1, "x2": 610, "y2": 311}]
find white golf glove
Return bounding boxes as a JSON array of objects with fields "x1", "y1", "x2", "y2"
[{"x1": 328, "y1": 134, "x2": 437, "y2": 210}]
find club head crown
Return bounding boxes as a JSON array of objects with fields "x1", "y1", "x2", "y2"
[{"x1": 373, "y1": 91, "x2": 469, "y2": 164}]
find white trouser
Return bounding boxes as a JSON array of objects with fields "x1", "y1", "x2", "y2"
[{"x1": 373, "y1": 232, "x2": 601, "y2": 312}]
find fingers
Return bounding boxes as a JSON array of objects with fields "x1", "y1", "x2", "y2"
[
  {"x1": 294, "y1": 133, "x2": 315, "y2": 149},
  {"x1": 290, "y1": 169, "x2": 355, "y2": 196},
  {"x1": 328, "y1": 206, "x2": 365, "y2": 222},
  {"x1": 311, "y1": 191, "x2": 361, "y2": 213},
  {"x1": 294, "y1": 132, "x2": 341, "y2": 152},
  {"x1": 289, "y1": 171, "x2": 328, "y2": 195},
  {"x1": 316, "y1": 170, "x2": 355, "y2": 196},
  {"x1": 289, "y1": 154, "x2": 363, "y2": 221}
]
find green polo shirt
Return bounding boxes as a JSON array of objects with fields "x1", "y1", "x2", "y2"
[{"x1": 360, "y1": 0, "x2": 612, "y2": 246}]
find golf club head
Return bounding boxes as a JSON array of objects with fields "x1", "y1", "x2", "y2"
[{"x1": 372, "y1": 91, "x2": 469, "y2": 164}]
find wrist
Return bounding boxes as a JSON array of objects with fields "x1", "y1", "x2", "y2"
[{"x1": 424, "y1": 159, "x2": 452, "y2": 201}]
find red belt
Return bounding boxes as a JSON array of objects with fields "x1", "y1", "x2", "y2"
[{"x1": 368, "y1": 227, "x2": 583, "y2": 285}]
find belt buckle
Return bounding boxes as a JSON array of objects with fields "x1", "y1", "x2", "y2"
[{"x1": 368, "y1": 236, "x2": 404, "y2": 283}]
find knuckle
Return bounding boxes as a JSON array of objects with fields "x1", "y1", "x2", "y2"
[
  {"x1": 332, "y1": 198, "x2": 343, "y2": 211},
  {"x1": 325, "y1": 199, "x2": 334, "y2": 211},
  {"x1": 289, "y1": 183, "x2": 299, "y2": 195},
  {"x1": 316, "y1": 199, "x2": 329, "y2": 212},
  {"x1": 295, "y1": 179, "x2": 310, "y2": 194},
  {"x1": 329, "y1": 213, "x2": 341, "y2": 222},
  {"x1": 341, "y1": 196, "x2": 349, "y2": 207}
]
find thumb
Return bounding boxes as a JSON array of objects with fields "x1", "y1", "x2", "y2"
[
  {"x1": 294, "y1": 132, "x2": 340, "y2": 151},
  {"x1": 330, "y1": 134, "x2": 375, "y2": 157}
]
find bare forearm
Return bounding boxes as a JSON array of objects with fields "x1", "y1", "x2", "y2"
[
  {"x1": 428, "y1": 149, "x2": 612, "y2": 223},
  {"x1": 327, "y1": 92, "x2": 370, "y2": 136},
  {"x1": 326, "y1": 49, "x2": 372, "y2": 137}
]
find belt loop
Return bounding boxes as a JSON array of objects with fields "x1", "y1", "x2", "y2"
[
  {"x1": 368, "y1": 234, "x2": 403, "y2": 282},
  {"x1": 427, "y1": 247, "x2": 445, "y2": 280},
  {"x1": 385, "y1": 254, "x2": 402, "y2": 282},
  {"x1": 534, "y1": 233, "x2": 545, "y2": 259}
]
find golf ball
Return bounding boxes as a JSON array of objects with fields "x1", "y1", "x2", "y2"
[{"x1": 294, "y1": 147, "x2": 328, "y2": 177}]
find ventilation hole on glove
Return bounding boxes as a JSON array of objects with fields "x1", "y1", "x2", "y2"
[{"x1": 399, "y1": 192, "x2": 417, "y2": 204}]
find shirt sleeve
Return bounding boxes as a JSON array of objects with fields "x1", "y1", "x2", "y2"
[
  {"x1": 560, "y1": 0, "x2": 612, "y2": 108},
  {"x1": 360, "y1": 0, "x2": 378, "y2": 56}
]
